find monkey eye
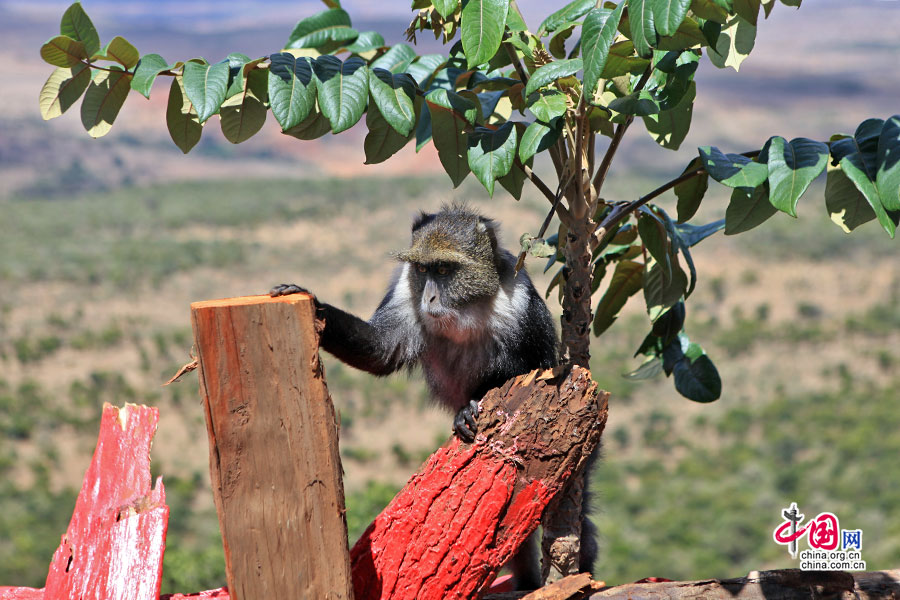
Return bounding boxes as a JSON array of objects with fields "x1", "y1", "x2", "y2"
[
  {"x1": 417, "y1": 264, "x2": 427, "y2": 273},
  {"x1": 436, "y1": 266, "x2": 449, "y2": 276}
]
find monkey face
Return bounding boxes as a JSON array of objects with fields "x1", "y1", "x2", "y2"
[{"x1": 406, "y1": 262, "x2": 494, "y2": 342}]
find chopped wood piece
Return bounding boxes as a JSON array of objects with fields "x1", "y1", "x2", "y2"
[
  {"x1": 351, "y1": 366, "x2": 609, "y2": 600},
  {"x1": 44, "y1": 404, "x2": 168, "y2": 600},
  {"x1": 191, "y1": 294, "x2": 352, "y2": 600}
]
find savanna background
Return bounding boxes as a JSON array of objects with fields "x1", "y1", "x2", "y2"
[{"x1": 1, "y1": 0, "x2": 898, "y2": 593}]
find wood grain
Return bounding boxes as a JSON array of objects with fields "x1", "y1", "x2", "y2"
[{"x1": 191, "y1": 294, "x2": 352, "y2": 600}]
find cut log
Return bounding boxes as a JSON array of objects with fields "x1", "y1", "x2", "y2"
[
  {"x1": 350, "y1": 366, "x2": 609, "y2": 600},
  {"x1": 190, "y1": 294, "x2": 352, "y2": 600},
  {"x1": 586, "y1": 569, "x2": 900, "y2": 599},
  {"x1": 43, "y1": 403, "x2": 167, "y2": 600}
]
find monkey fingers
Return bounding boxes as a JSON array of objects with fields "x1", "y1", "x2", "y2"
[
  {"x1": 453, "y1": 399, "x2": 481, "y2": 443},
  {"x1": 269, "y1": 283, "x2": 311, "y2": 298}
]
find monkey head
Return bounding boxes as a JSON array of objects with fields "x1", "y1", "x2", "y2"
[{"x1": 395, "y1": 205, "x2": 504, "y2": 339}]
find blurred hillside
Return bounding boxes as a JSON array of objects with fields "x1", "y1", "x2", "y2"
[{"x1": 0, "y1": 0, "x2": 899, "y2": 594}]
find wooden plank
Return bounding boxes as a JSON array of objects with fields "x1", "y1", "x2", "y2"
[
  {"x1": 350, "y1": 366, "x2": 608, "y2": 600},
  {"x1": 43, "y1": 404, "x2": 168, "y2": 600},
  {"x1": 584, "y1": 569, "x2": 900, "y2": 600},
  {"x1": 191, "y1": 294, "x2": 352, "y2": 600}
]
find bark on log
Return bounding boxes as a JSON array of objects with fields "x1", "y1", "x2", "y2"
[
  {"x1": 483, "y1": 569, "x2": 900, "y2": 600},
  {"x1": 350, "y1": 366, "x2": 609, "y2": 600},
  {"x1": 191, "y1": 294, "x2": 352, "y2": 600}
]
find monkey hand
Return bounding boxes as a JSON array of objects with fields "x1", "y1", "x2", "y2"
[
  {"x1": 269, "y1": 283, "x2": 314, "y2": 298},
  {"x1": 453, "y1": 399, "x2": 480, "y2": 443}
]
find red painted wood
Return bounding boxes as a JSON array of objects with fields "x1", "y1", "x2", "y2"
[
  {"x1": 0, "y1": 588, "x2": 43, "y2": 599},
  {"x1": 351, "y1": 438, "x2": 556, "y2": 599},
  {"x1": 43, "y1": 403, "x2": 169, "y2": 600},
  {"x1": 161, "y1": 588, "x2": 230, "y2": 599},
  {"x1": 350, "y1": 367, "x2": 607, "y2": 600}
]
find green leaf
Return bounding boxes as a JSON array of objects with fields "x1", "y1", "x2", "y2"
[
  {"x1": 691, "y1": 0, "x2": 729, "y2": 23},
  {"x1": 364, "y1": 97, "x2": 415, "y2": 164},
  {"x1": 582, "y1": 4, "x2": 626, "y2": 101},
  {"x1": 60, "y1": 2, "x2": 100, "y2": 57},
  {"x1": 519, "y1": 120, "x2": 561, "y2": 163},
  {"x1": 166, "y1": 75, "x2": 203, "y2": 153},
  {"x1": 268, "y1": 53, "x2": 317, "y2": 131},
  {"x1": 674, "y1": 219, "x2": 724, "y2": 246},
  {"x1": 39, "y1": 64, "x2": 91, "y2": 120},
  {"x1": 220, "y1": 68, "x2": 267, "y2": 144},
  {"x1": 369, "y1": 69, "x2": 417, "y2": 137},
  {"x1": 40, "y1": 35, "x2": 87, "y2": 67},
  {"x1": 520, "y1": 233, "x2": 556, "y2": 258},
  {"x1": 434, "y1": 0, "x2": 459, "y2": 19},
  {"x1": 313, "y1": 55, "x2": 369, "y2": 134},
  {"x1": 707, "y1": 15, "x2": 755, "y2": 71},
  {"x1": 609, "y1": 90, "x2": 660, "y2": 116},
  {"x1": 651, "y1": 301, "x2": 685, "y2": 345},
  {"x1": 764, "y1": 136, "x2": 828, "y2": 217},
  {"x1": 638, "y1": 213, "x2": 671, "y2": 280},
  {"x1": 467, "y1": 121, "x2": 518, "y2": 196},
  {"x1": 538, "y1": 0, "x2": 595, "y2": 36},
  {"x1": 841, "y1": 153, "x2": 896, "y2": 238},
  {"x1": 594, "y1": 260, "x2": 644, "y2": 336},
  {"x1": 674, "y1": 156, "x2": 708, "y2": 222},
  {"x1": 643, "y1": 259, "x2": 687, "y2": 313},
  {"x1": 426, "y1": 89, "x2": 477, "y2": 187},
  {"x1": 724, "y1": 184, "x2": 776, "y2": 235},
  {"x1": 651, "y1": 0, "x2": 691, "y2": 36},
  {"x1": 282, "y1": 109, "x2": 332, "y2": 140},
  {"x1": 461, "y1": 0, "x2": 510, "y2": 69},
  {"x1": 370, "y1": 44, "x2": 418, "y2": 73},
  {"x1": 626, "y1": 0, "x2": 658, "y2": 58},
  {"x1": 643, "y1": 80, "x2": 694, "y2": 149},
  {"x1": 80, "y1": 66, "x2": 131, "y2": 138},
  {"x1": 132, "y1": 54, "x2": 173, "y2": 98},
  {"x1": 549, "y1": 23, "x2": 577, "y2": 60},
  {"x1": 499, "y1": 154, "x2": 529, "y2": 199},
  {"x1": 406, "y1": 54, "x2": 446, "y2": 88},
  {"x1": 286, "y1": 8, "x2": 356, "y2": 50},
  {"x1": 344, "y1": 31, "x2": 385, "y2": 54},
  {"x1": 831, "y1": 119, "x2": 896, "y2": 236},
  {"x1": 527, "y1": 90, "x2": 567, "y2": 122},
  {"x1": 224, "y1": 53, "x2": 252, "y2": 99},
  {"x1": 656, "y1": 16, "x2": 706, "y2": 51},
  {"x1": 92, "y1": 36, "x2": 140, "y2": 69},
  {"x1": 699, "y1": 146, "x2": 767, "y2": 187},
  {"x1": 624, "y1": 356, "x2": 664, "y2": 380},
  {"x1": 183, "y1": 60, "x2": 229, "y2": 124},
  {"x1": 667, "y1": 336, "x2": 721, "y2": 402},
  {"x1": 524, "y1": 58, "x2": 583, "y2": 98},
  {"x1": 825, "y1": 161, "x2": 876, "y2": 233},
  {"x1": 602, "y1": 41, "x2": 651, "y2": 78},
  {"x1": 733, "y1": 0, "x2": 761, "y2": 25},
  {"x1": 876, "y1": 115, "x2": 900, "y2": 211}
]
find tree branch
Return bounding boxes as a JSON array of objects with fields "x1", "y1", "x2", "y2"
[
  {"x1": 519, "y1": 160, "x2": 572, "y2": 224},
  {"x1": 591, "y1": 167, "x2": 704, "y2": 252},
  {"x1": 590, "y1": 66, "x2": 653, "y2": 199},
  {"x1": 504, "y1": 42, "x2": 530, "y2": 88}
]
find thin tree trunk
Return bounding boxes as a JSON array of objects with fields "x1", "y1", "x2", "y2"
[{"x1": 543, "y1": 213, "x2": 596, "y2": 583}]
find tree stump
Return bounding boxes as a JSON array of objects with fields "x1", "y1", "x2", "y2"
[
  {"x1": 191, "y1": 294, "x2": 352, "y2": 600},
  {"x1": 350, "y1": 366, "x2": 608, "y2": 599}
]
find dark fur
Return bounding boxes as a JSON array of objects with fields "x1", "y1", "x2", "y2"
[{"x1": 272, "y1": 205, "x2": 597, "y2": 588}]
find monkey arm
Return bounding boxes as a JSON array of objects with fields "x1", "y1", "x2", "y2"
[{"x1": 317, "y1": 303, "x2": 408, "y2": 377}]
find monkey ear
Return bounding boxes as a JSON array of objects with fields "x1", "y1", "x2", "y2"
[
  {"x1": 479, "y1": 217, "x2": 500, "y2": 255},
  {"x1": 412, "y1": 211, "x2": 436, "y2": 232}
]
